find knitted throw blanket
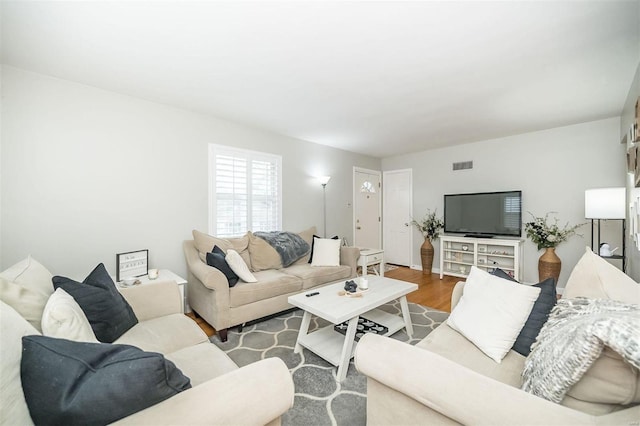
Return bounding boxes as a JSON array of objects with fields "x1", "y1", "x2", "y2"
[
  {"x1": 521, "y1": 297, "x2": 640, "y2": 403},
  {"x1": 253, "y1": 231, "x2": 310, "y2": 268}
]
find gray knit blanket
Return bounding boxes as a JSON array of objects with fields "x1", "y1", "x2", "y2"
[
  {"x1": 521, "y1": 298, "x2": 640, "y2": 403},
  {"x1": 254, "y1": 231, "x2": 310, "y2": 268}
]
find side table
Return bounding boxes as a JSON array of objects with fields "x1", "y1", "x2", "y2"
[
  {"x1": 115, "y1": 269, "x2": 189, "y2": 313},
  {"x1": 358, "y1": 248, "x2": 384, "y2": 277}
]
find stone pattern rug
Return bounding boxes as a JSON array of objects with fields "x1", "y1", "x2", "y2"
[{"x1": 211, "y1": 300, "x2": 448, "y2": 426}]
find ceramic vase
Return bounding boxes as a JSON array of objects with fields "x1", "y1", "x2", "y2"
[
  {"x1": 538, "y1": 247, "x2": 561, "y2": 285},
  {"x1": 421, "y1": 238, "x2": 434, "y2": 275}
]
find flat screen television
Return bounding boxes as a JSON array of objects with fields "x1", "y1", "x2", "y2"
[{"x1": 444, "y1": 190, "x2": 522, "y2": 238}]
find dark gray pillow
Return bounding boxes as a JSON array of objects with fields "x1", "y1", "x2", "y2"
[
  {"x1": 206, "y1": 245, "x2": 239, "y2": 287},
  {"x1": 52, "y1": 263, "x2": 138, "y2": 343},
  {"x1": 21, "y1": 335, "x2": 191, "y2": 426},
  {"x1": 491, "y1": 268, "x2": 557, "y2": 356}
]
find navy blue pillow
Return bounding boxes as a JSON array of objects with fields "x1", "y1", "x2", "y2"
[
  {"x1": 308, "y1": 235, "x2": 339, "y2": 263},
  {"x1": 21, "y1": 335, "x2": 191, "y2": 426},
  {"x1": 206, "y1": 245, "x2": 239, "y2": 287},
  {"x1": 490, "y1": 268, "x2": 557, "y2": 356},
  {"x1": 52, "y1": 263, "x2": 138, "y2": 343}
]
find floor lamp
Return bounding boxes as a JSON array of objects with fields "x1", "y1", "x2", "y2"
[
  {"x1": 585, "y1": 187, "x2": 626, "y2": 271},
  {"x1": 318, "y1": 176, "x2": 331, "y2": 237}
]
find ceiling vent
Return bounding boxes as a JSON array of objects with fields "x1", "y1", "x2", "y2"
[{"x1": 452, "y1": 161, "x2": 473, "y2": 171}]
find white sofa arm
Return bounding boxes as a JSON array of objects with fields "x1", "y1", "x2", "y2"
[
  {"x1": 113, "y1": 358, "x2": 294, "y2": 426},
  {"x1": 355, "y1": 334, "x2": 594, "y2": 426},
  {"x1": 119, "y1": 280, "x2": 182, "y2": 321}
]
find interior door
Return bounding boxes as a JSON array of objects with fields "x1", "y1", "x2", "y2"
[
  {"x1": 353, "y1": 168, "x2": 381, "y2": 249},
  {"x1": 383, "y1": 169, "x2": 412, "y2": 266}
]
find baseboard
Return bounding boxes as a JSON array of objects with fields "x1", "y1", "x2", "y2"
[{"x1": 410, "y1": 265, "x2": 441, "y2": 274}]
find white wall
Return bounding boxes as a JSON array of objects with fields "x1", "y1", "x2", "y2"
[
  {"x1": 382, "y1": 117, "x2": 626, "y2": 288},
  {"x1": 0, "y1": 66, "x2": 380, "y2": 279},
  {"x1": 621, "y1": 62, "x2": 640, "y2": 281}
]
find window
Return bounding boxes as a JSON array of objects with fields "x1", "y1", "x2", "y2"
[
  {"x1": 209, "y1": 144, "x2": 282, "y2": 238},
  {"x1": 503, "y1": 196, "x2": 521, "y2": 231}
]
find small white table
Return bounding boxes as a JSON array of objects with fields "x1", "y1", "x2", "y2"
[
  {"x1": 358, "y1": 248, "x2": 384, "y2": 277},
  {"x1": 288, "y1": 275, "x2": 417, "y2": 382},
  {"x1": 115, "y1": 269, "x2": 189, "y2": 313}
]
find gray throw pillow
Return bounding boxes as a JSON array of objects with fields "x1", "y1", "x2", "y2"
[
  {"x1": 52, "y1": 263, "x2": 138, "y2": 343},
  {"x1": 21, "y1": 335, "x2": 191, "y2": 426},
  {"x1": 491, "y1": 268, "x2": 556, "y2": 356},
  {"x1": 206, "y1": 245, "x2": 239, "y2": 287}
]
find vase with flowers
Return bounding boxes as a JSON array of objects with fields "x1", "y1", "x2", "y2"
[
  {"x1": 524, "y1": 212, "x2": 584, "y2": 284},
  {"x1": 411, "y1": 210, "x2": 444, "y2": 275}
]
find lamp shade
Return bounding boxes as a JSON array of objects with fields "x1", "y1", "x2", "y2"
[
  {"x1": 318, "y1": 176, "x2": 331, "y2": 186},
  {"x1": 585, "y1": 188, "x2": 625, "y2": 219}
]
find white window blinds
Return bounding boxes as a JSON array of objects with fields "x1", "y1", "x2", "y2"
[
  {"x1": 503, "y1": 196, "x2": 521, "y2": 230},
  {"x1": 209, "y1": 145, "x2": 282, "y2": 238}
]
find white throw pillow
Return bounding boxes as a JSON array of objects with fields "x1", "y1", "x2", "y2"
[
  {"x1": 311, "y1": 238, "x2": 341, "y2": 267},
  {"x1": 41, "y1": 288, "x2": 98, "y2": 343},
  {"x1": 226, "y1": 249, "x2": 257, "y2": 283},
  {"x1": 447, "y1": 266, "x2": 541, "y2": 363}
]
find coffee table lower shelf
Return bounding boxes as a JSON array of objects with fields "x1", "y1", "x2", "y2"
[{"x1": 296, "y1": 308, "x2": 405, "y2": 368}]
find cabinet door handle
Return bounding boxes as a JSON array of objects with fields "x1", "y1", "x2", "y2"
[{"x1": 356, "y1": 226, "x2": 362, "y2": 230}]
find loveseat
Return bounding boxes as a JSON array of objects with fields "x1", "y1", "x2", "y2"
[
  {"x1": 1, "y1": 257, "x2": 294, "y2": 425},
  {"x1": 355, "y1": 248, "x2": 640, "y2": 425},
  {"x1": 184, "y1": 228, "x2": 360, "y2": 341}
]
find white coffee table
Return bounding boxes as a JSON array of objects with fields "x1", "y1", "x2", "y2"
[{"x1": 288, "y1": 275, "x2": 417, "y2": 382}]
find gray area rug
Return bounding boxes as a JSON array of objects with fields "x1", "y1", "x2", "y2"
[{"x1": 211, "y1": 300, "x2": 448, "y2": 426}]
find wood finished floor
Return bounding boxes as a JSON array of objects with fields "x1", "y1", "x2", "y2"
[{"x1": 186, "y1": 266, "x2": 461, "y2": 338}]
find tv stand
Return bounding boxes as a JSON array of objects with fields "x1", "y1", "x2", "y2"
[
  {"x1": 464, "y1": 234, "x2": 495, "y2": 239},
  {"x1": 438, "y1": 235, "x2": 523, "y2": 280}
]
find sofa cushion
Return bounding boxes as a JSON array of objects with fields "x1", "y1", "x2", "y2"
[
  {"x1": 491, "y1": 269, "x2": 557, "y2": 356},
  {"x1": 21, "y1": 335, "x2": 191, "y2": 426},
  {"x1": 226, "y1": 249, "x2": 257, "y2": 283},
  {"x1": 564, "y1": 247, "x2": 639, "y2": 304},
  {"x1": 283, "y1": 263, "x2": 352, "y2": 289},
  {"x1": 53, "y1": 263, "x2": 138, "y2": 343},
  {"x1": 0, "y1": 277, "x2": 50, "y2": 333},
  {"x1": 192, "y1": 229, "x2": 252, "y2": 269},
  {"x1": 229, "y1": 270, "x2": 302, "y2": 307},
  {"x1": 294, "y1": 226, "x2": 318, "y2": 265},
  {"x1": 41, "y1": 288, "x2": 98, "y2": 343},
  {"x1": 0, "y1": 256, "x2": 54, "y2": 333},
  {"x1": 447, "y1": 266, "x2": 540, "y2": 362},
  {"x1": 0, "y1": 255, "x2": 54, "y2": 297},
  {"x1": 0, "y1": 300, "x2": 39, "y2": 426},
  {"x1": 248, "y1": 231, "x2": 283, "y2": 271},
  {"x1": 418, "y1": 323, "x2": 525, "y2": 388},
  {"x1": 206, "y1": 246, "x2": 239, "y2": 287},
  {"x1": 166, "y1": 342, "x2": 239, "y2": 386},
  {"x1": 115, "y1": 313, "x2": 209, "y2": 354},
  {"x1": 311, "y1": 237, "x2": 341, "y2": 267}
]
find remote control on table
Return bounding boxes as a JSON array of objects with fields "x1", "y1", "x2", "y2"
[{"x1": 306, "y1": 292, "x2": 319, "y2": 297}]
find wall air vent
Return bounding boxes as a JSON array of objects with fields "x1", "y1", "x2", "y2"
[{"x1": 452, "y1": 161, "x2": 473, "y2": 171}]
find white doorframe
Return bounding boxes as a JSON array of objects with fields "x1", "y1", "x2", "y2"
[
  {"x1": 353, "y1": 167, "x2": 382, "y2": 248},
  {"x1": 383, "y1": 169, "x2": 413, "y2": 266}
]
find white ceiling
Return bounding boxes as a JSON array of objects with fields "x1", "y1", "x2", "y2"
[{"x1": 1, "y1": 1, "x2": 639, "y2": 158}]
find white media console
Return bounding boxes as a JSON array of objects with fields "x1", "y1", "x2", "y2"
[{"x1": 438, "y1": 235, "x2": 524, "y2": 281}]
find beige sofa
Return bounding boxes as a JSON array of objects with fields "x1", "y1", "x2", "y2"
[
  {"x1": 2, "y1": 273, "x2": 294, "y2": 425},
  {"x1": 184, "y1": 228, "x2": 359, "y2": 341},
  {"x1": 355, "y1": 249, "x2": 640, "y2": 425}
]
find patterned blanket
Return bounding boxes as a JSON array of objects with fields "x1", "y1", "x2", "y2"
[
  {"x1": 521, "y1": 298, "x2": 640, "y2": 403},
  {"x1": 254, "y1": 231, "x2": 310, "y2": 268}
]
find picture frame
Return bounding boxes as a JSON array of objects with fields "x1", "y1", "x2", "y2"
[{"x1": 116, "y1": 249, "x2": 149, "y2": 282}]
